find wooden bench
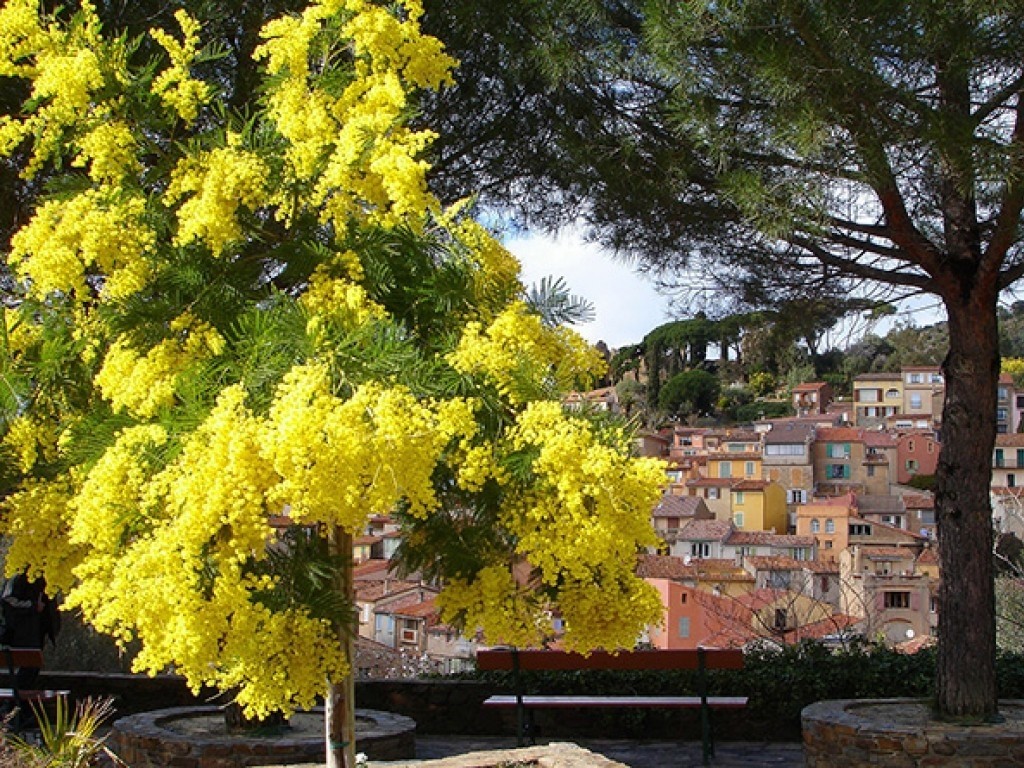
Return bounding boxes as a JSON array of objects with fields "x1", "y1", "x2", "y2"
[
  {"x1": 0, "y1": 647, "x2": 69, "y2": 730},
  {"x1": 477, "y1": 647, "x2": 747, "y2": 765}
]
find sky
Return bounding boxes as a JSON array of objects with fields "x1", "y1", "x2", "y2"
[
  {"x1": 506, "y1": 231, "x2": 675, "y2": 350},
  {"x1": 506, "y1": 230, "x2": 953, "y2": 354}
]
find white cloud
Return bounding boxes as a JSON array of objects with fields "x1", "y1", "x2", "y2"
[{"x1": 506, "y1": 232, "x2": 673, "y2": 349}]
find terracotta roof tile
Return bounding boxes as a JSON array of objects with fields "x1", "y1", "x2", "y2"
[
  {"x1": 996, "y1": 434, "x2": 1024, "y2": 447},
  {"x1": 678, "y1": 519, "x2": 735, "y2": 541},
  {"x1": 731, "y1": 479, "x2": 770, "y2": 491},
  {"x1": 744, "y1": 556, "x2": 807, "y2": 571},
  {"x1": 652, "y1": 495, "x2": 709, "y2": 518},
  {"x1": 686, "y1": 477, "x2": 737, "y2": 488},
  {"x1": 816, "y1": 427, "x2": 865, "y2": 442},
  {"x1": 636, "y1": 554, "x2": 694, "y2": 580},
  {"x1": 902, "y1": 494, "x2": 934, "y2": 509},
  {"x1": 726, "y1": 531, "x2": 816, "y2": 548}
]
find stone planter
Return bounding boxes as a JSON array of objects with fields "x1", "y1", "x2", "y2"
[
  {"x1": 111, "y1": 706, "x2": 415, "y2": 768},
  {"x1": 802, "y1": 698, "x2": 1024, "y2": 767}
]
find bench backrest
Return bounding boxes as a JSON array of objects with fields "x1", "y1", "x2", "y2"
[
  {"x1": 2, "y1": 647, "x2": 44, "y2": 672},
  {"x1": 476, "y1": 648, "x2": 744, "y2": 672}
]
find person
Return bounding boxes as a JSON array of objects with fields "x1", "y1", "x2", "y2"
[{"x1": 1, "y1": 572, "x2": 60, "y2": 689}]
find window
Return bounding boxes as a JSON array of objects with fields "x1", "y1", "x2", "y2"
[
  {"x1": 774, "y1": 609, "x2": 788, "y2": 630},
  {"x1": 400, "y1": 618, "x2": 419, "y2": 643},
  {"x1": 691, "y1": 542, "x2": 711, "y2": 558},
  {"x1": 787, "y1": 489, "x2": 808, "y2": 504},
  {"x1": 735, "y1": 491, "x2": 745, "y2": 505},
  {"x1": 907, "y1": 440, "x2": 915, "y2": 452},
  {"x1": 766, "y1": 443, "x2": 804, "y2": 456},
  {"x1": 909, "y1": 394, "x2": 923, "y2": 409},
  {"x1": 1017, "y1": 449, "x2": 1024, "y2": 467},
  {"x1": 826, "y1": 443, "x2": 851, "y2": 459},
  {"x1": 828, "y1": 464, "x2": 851, "y2": 479},
  {"x1": 792, "y1": 548, "x2": 810, "y2": 560},
  {"x1": 745, "y1": 461, "x2": 756, "y2": 477},
  {"x1": 810, "y1": 518, "x2": 820, "y2": 533},
  {"x1": 930, "y1": 373, "x2": 943, "y2": 384},
  {"x1": 998, "y1": 408, "x2": 1009, "y2": 421},
  {"x1": 906, "y1": 459, "x2": 919, "y2": 472},
  {"x1": 996, "y1": 448, "x2": 1005, "y2": 468},
  {"x1": 908, "y1": 373, "x2": 923, "y2": 384},
  {"x1": 825, "y1": 519, "x2": 835, "y2": 533},
  {"x1": 927, "y1": 442, "x2": 935, "y2": 454},
  {"x1": 680, "y1": 593, "x2": 687, "y2": 604},
  {"x1": 707, "y1": 488, "x2": 720, "y2": 500},
  {"x1": 768, "y1": 571, "x2": 790, "y2": 589},
  {"x1": 719, "y1": 463, "x2": 732, "y2": 478},
  {"x1": 859, "y1": 389, "x2": 879, "y2": 403},
  {"x1": 850, "y1": 523, "x2": 872, "y2": 536},
  {"x1": 867, "y1": 465, "x2": 875, "y2": 477},
  {"x1": 886, "y1": 388, "x2": 900, "y2": 400},
  {"x1": 930, "y1": 597, "x2": 937, "y2": 614},
  {"x1": 733, "y1": 512, "x2": 745, "y2": 528},
  {"x1": 884, "y1": 592, "x2": 910, "y2": 609},
  {"x1": 999, "y1": 387, "x2": 1009, "y2": 401},
  {"x1": 819, "y1": 576, "x2": 831, "y2": 592},
  {"x1": 678, "y1": 617, "x2": 691, "y2": 638},
  {"x1": 1010, "y1": 474, "x2": 1017, "y2": 488}
]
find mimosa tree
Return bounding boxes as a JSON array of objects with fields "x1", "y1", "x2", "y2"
[{"x1": 0, "y1": 2, "x2": 664, "y2": 766}]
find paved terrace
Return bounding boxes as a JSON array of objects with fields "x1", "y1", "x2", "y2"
[{"x1": 379, "y1": 735, "x2": 806, "y2": 767}]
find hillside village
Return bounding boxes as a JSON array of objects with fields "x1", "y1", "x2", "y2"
[{"x1": 345, "y1": 362, "x2": 1024, "y2": 675}]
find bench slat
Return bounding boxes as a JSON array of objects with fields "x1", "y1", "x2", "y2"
[
  {"x1": 0, "y1": 688, "x2": 69, "y2": 701},
  {"x1": 483, "y1": 695, "x2": 748, "y2": 709}
]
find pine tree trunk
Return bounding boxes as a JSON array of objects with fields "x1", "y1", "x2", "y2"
[
  {"x1": 934, "y1": 294, "x2": 999, "y2": 719},
  {"x1": 326, "y1": 526, "x2": 357, "y2": 768}
]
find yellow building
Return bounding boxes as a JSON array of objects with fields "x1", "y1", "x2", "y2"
[
  {"x1": 706, "y1": 451, "x2": 763, "y2": 481},
  {"x1": 852, "y1": 373, "x2": 902, "y2": 427},
  {"x1": 730, "y1": 479, "x2": 787, "y2": 533}
]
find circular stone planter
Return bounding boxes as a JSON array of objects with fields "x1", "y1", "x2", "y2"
[
  {"x1": 803, "y1": 698, "x2": 1024, "y2": 767},
  {"x1": 111, "y1": 706, "x2": 415, "y2": 768}
]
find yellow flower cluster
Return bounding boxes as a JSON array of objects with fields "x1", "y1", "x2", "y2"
[
  {"x1": 94, "y1": 316, "x2": 225, "y2": 418},
  {"x1": 262, "y1": 364, "x2": 478, "y2": 528},
  {"x1": 255, "y1": 0, "x2": 455, "y2": 227},
  {"x1": 66, "y1": 388, "x2": 342, "y2": 715},
  {"x1": 2, "y1": 416, "x2": 58, "y2": 473},
  {"x1": 300, "y1": 267, "x2": 387, "y2": 338},
  {"x1": 0, "y1": 0, "x2": 44, "y2": 79},
  {"x1": 438, "y1": 403, "x2": 665, "y2": 651},
  {"x1": 449, "y1": 303, "x2": 607, "y2": 404},
  {"x1": 9, "y1": 189, "x2": 154, "y2": 300},
  {"x1": 2, "y1": 477, "x2": 81, "y2": 594},
  {"x1": 442, "y1": 214, "x2": 522, "y2": 321},
  {"x1": 150, "y1": 10, "x2": 213, "y2": 124},
  {"x1": 167, "y1": 143, "x2": 270, "y2": 255},
  {"x1": 436, "y1": 565, "x2": 550, "y2": 648},
  {"x1": 72, "y1": 120, "x2": 139, "y2": 184},
  {"x1": 0, "y1": 0, "x2": 116, "y2": 178},
  {"x1": 71, "y1": 424, "x2": 169, "y2": 551}
]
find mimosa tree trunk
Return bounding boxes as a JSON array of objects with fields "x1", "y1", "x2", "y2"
[
  {"x1": 935, "y1": 291, "x2": 999, "y2": 719},
  {"x1": 326, "y1": 526, "x2": 357, "y2": 768}
]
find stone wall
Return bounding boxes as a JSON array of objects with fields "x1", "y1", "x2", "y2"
[{"x1": 803, "y1": 699, "x2": 1024, "y2": 767}]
